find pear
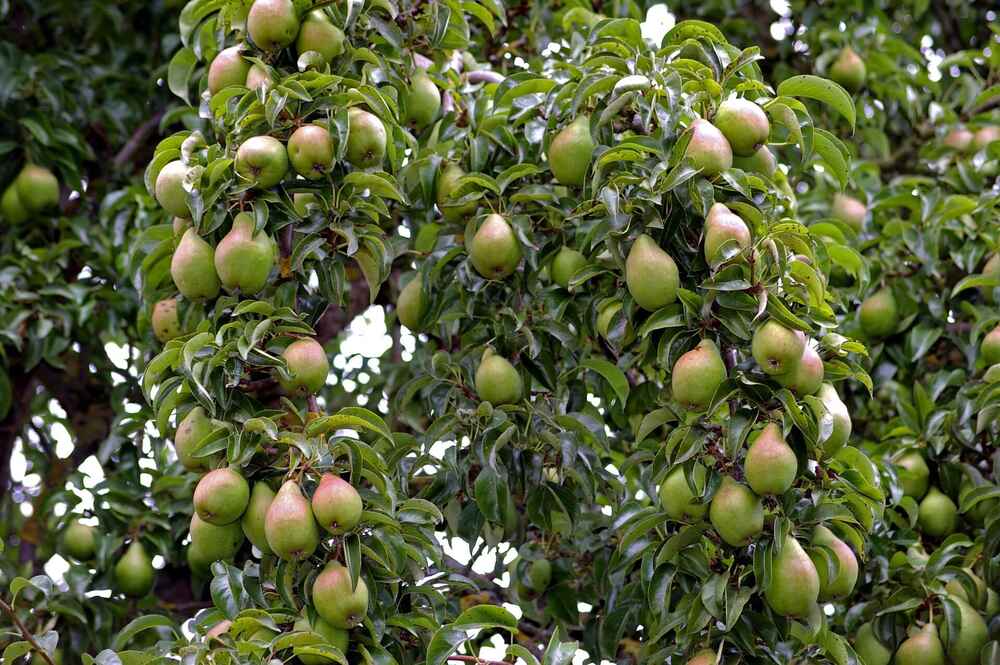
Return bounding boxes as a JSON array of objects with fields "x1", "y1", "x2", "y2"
[
  {"x1": 189, "y1": 513, "x2": 244, "y2": 566},
  {"x1": 714, "y1": 98, "x2": 770, "y2": 156},
  {"x1": 171, "y1": 229, "x2": 221, "y2": 300},
  {"x1": 279, "y1": 338, "x2": 329, "y2": 396},
  {"x1": 671, "y1": 339, "x2": 726, "y2": 411},
  {"x1": 469, "y1": 214, "x2": 521, "y2": 279},
  {"x1": 918, "y1": 487, "x2": 958, "y2": 537},
  {"x1": 981, "y1": 253, "x2": 1000, "y2": 303},
  {"x1": 475, "y1": 348, "x2": 523, "y2": 405},
  {"x1": 294, "y1": 614, "x2": 349, "y2": 664},
  {"x1": 1, "y1": 185, "x2": 27, "y2": 223},
  {"x1": 214, "y1": 212, "x2": 275, "y2": 294},
  {"x1": 406, "y1": 71, "x2": 441, "y2": 128},
  {"x1": 973, "y1": 126, "x2": 1000, "y2": 150},
  {"x1": 174, "y1": 406, "x2": 215, "y2": 471},
  {"x1": 246, "y1": 64, "x2": 271, "y2": 91},
  {"x1": 346, "y1": 108, "x2": 387, "y2": 169},
  {"x1": 943, "y1": 127, "x2": 974, "y2": 152},
  {"x1": 945, "y1": 568, "x2": 988, "y2": 610},
  {"x1": 811, "y1": 383, "x2": 851, "y2": 455},
  {"x1": 155, "y1": 160, "x2": 191, "y2": 218},
  {"x1": 296, "y1": 10, "x2": 345, "y2": 62},
  {"x1": 62, "y1": 519, "x2": 96, "y2": 560},
  {"x1": 235, "y1": 136, "x2": 288, "y2": 189},
  {"x1": 436, "y1": 163, "x2": 478, "y2": 221},
  {"x1": 265, "y1": 480, "x2": 320, "y2": 561},
  {"x1": 703, "y1": 203, "x2": 751, "y2": 264},
  {"x1": 15, "y1": 164, "x2": 59, "y2": 212},
  {"x1": 685, "y1": 119, "x2": 733, "y2": 177},
  {"x1": 247, "y1": 0, "x2": 300, "y2": 50},
  {"x1": 194, "y1": 467, "x2": 250, "y2": 525},
  {"x1": 831, "y1": 193, "x2": 866, "y2": 231},
  {"x1": 151, "y1": 298, "x2": 182, "y2": 343},
  {"x1": 745, "y1": 422, "x2": 797, "y2": 495},
  {"x1": 775, "y1": 344, "x2": 823, "y2": 396},
  {"x1": 894, "y1": 451, "x2": 930, "y2": 499},
  {"x1": 859, "y1": 288, "x2": 896, "y2": 338},
  {"x1": 596, "y1": 301, "x2": 634, "y2": 342},
  {"x1": 625, "y1": 234, "x2": 679, "y2": 310},
  {"x1": 551, "y1": 247, "x2": 587, "y2": 288},
  {"x1": 811, "y1": 525, "x2": 858, "y2": 599},
  {"x1": 686, "y1": 650, "x2": 716, "y2": 665},
  {"x1": 981, "y1": 324, "x2": 1000, "y2": 365},
  {"x1": 312, "y1": 474, "x2": 363, "y2": 535},
  {"x1": 764, "y1": 535, "x2": 820, "y2": 617},
  {"x1": 548, "y1": 115, "x2": 595, "y2": 186},
  {"x1": 288, "y1": 125, "x2": 334, "y2": 179},
  {"x1": 313, "y1": 561, "x2": 369, "y2": 629},
  {"x1": 242, "y1": 482, "x2": 275, "y2": 555},
  {"x1": 397, "y1": 274, "x2": 427, "y2": 330},
  {"x1": 186, "y1": 539, "x2": 215, "y2": 575},
  {"x1": 293, "y1": 192, "x2": 321, "y2": 217},
  {"x1": 114, "y1": 541, "x2": 155, "y2": 598},
  {"x1": 854, "y1": 622, "x2": 892, "y2": 665},
  {"x1": 941, "y1": 595, "x2": 988, "y2": 665},
  {"x1": 709, "y1": 477, "x2": 763, "y2": 546},
  {"x1": 207, "y1": 45, "x2": 250, "y2": 95},
  {"x1": 894, "y1": 624, "x2": 945, "y2": 665},
  {"x1": 658, "y1": 463, "x2": 707, "y2": 521},
  {"x1": 829, "y1": 47, "x2": 866, "y2": 91},
  {"x1": 733, "y1": 145, "x2": 776, "y2": 177},
  {"x1": 525, "y1": 559, "x2": 552, "y2": 592},
  {"x1": 752, "y1": 320, "x2": 806, "y2": 375},
  {"x1": 172, "y1": 216, "x2": 191, "y2": 236}
]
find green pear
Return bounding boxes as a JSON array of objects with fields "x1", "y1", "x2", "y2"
[
  {"x1": 811, "y1": 383, "x2": 851, "y2": 455},
  {"x1": 265, "y1": 480, "x2": 320, "y2": 561},
  {"x1": 406, "y1": 71, "x2": 441, "y2": 128},
  {"x1": 194, "y1": 467, "x2": 250, "y2": 525},
  {"x1": 279, "y1": 338, "x2": 329, "y2": 396},
  {"x1": 186, "y1": 538, "x2": 215, "y2": 575},
  {"x1": 242, "y1": 482, "x2": 275, "y2": 555},
  {"x1": 685, "y1": 118, "x2": 733, "y2": 177},
  {"x1": 714, "y1": 98, "x2": 770, "y2": 156},
  {"x1": 981, "y1": 324, "x2": 1000, "y2": 365},
  {"x1": 397, "y1": 274, "x2": 427, "y2": 330},
  {"x1": 294, "y1": 613, "x2": 349, "y2": 665},
  {"x1": 14, "y1": 164, "x2": 59, "y2": 212},
  {"x1": 174, "y1": 406, "x2": 215, "y2": 471},
  {"x1": 894, "y1": 451, "x2": 930, "y2": 500},
  {"x1": 918, "y1": 487, "x2": 957, "y2": 537},
  {"x1": 625, "y1": 234, "x2": 679, "y2": 310},
  {"x1": 312, "y1": 474, "x2": 363, "y2": 535},
  {"x1": 596, "y1": 301, "x2": 633, "y2": 342},
  {"x1": 346, "y1": 108, "x2": 387, "y2": 168},
  {"x1": 207, "y1": 45, "x2": 250, "y2": 95},
  {"x1": 171, "y1": 229, "x2": 221, "y2": 300},
  {"x1": 436, "y1": 163, "x2": 478, "y2": 221},
  {"x1": 943, "y1": 127, "x2": 974, "y2": 152},
  {"x1": 293, "y1": 192, "x2": 321, "y2": 217},
  {"x1": 173, "y1": 216, "x2": 191, "y2": 236},
  {"x1": 671, "y1": 339, "x2": 726, "y2": 411},
  {"x1": 973, "y1": 126, "x2": 1000, "y2": 150},
  {"x1": 1, "y1": 185, "x2": 27, "y2": 223},
  {"x1": 551, "y1": 247, "x2": 587, "y2": 288},
  {"x1": 114, "y1": 541, "x2": 155, "y2": 598},
  {"x1": 313, "y1": 561, "x2": 369, "y2": 629},
  {"x1": 189, "y1": 513, "x2": 244, "y2": 566},
  {"x1": 811, "y1": 525, "x2": 858, "y2": 600},
  {"x1": 525, "y1": 559, "x2": 552, "y2": 592},
  {"x1": 859, "y1": 287, "x2": 896, "y2": 338},
  {"x1": 704, "y1": 203, "x2": 751, "y2": 264},
  {"x1": 155, "y1": 160, "x2": 191, "y2": 218},
  {"x1": 854, "y1": 622, "x2": 892, "y2": 665},
  {"x1": 941, "y1": 595, "x2": 988, "y2": 665},
  {"x1": 733, "y1": 145, "x2": 777, "y2": 177},
  {"x1": 62, "y1": 519, "x2": 96, "y2": 560},
  {"x1": 829, "y1": 47, "x2": 866, "y2": 91},
  {"x1": 709, "y1": 477, "x2": 763, "y2": 546},
  {"x1": 469, "y1": 214, "x2": 521, "y2": 279},
  {"x1": 764, "y1": 535, "x2": 820, "y2": 617},
  {"x1": 959, "y1": 481, "x2": 997, "y2": 527},
  {"x1": 236, "y1": 136, "x2": 288, "y2": 189},
  {"x1": 288, "y1": 125, "x2": 334, "y2": 179},
  {"x1": 151, "y1": 298, "x2": 182, "y2": 343},
  {"x1": 775, "y1": 344, "x2": 823, "y2": 395},
  {"x1": 981, "y1": 253, "x2": 1000, "y2": 303},
  {"x1": 247, "y1": 0, "x2": 300, "y2": 50},
  {"x1": 246, "y1": 64, "x2": 271, "y2": 91},
  {"x1": 658, "y1": 463, "x2": 707, "y2": 521},
  {"x1": 752, "y1": 320, "x2": 806, "y2": 375},
  {"x1": 832, "y1": 193, "x2": 866, "y2": 231},
  {"x1": 945, "y1": 568, "x2": 988, "y2": 609},
  {"x1": 745, "y1": 422, "x2": 797, "y2": 495},
  {"x1": 475, "y1": 348, "x2": 523, "y2": 405},
  {"x1": 685, "y1": 650, "x2": 716, "y2": 665},
  {"x1": 894, "y1": 624, "x2": 945, "y2": 665},
  {"x1": 548, "y1": 115, "x2": 595, "y2": 186},
  {"x1": 296, "y1": 10, "x2": 345, "y2": 62},
  {"x1": 214, "y1": 212, "x2": 275, "y2": 294}
]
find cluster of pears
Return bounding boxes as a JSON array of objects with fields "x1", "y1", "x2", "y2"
[
  {"x1": 660, "y1": 420, "x2": 860, "y2": 618},
  {"x1": 684, "y1": 97, "x2": 774, "y2": 178},
  {"x1": 60, "y1": 517, "x2": 157, "y2": 598},
  {"x1": 892, "y1": 450, "x2": 964, "y2": 538},
  {"x1": 1, "y1": 162, "x2": 60, "y2": 223},
  {"x1": 942, "y1": 124, "x2": 1000, "y2": 153},
  {"x1": 854, "y1": 598, "x2": 990, "y2": 665}
]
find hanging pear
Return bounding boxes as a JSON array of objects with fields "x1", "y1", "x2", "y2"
[
  {"x1": 235, "y1": 136, "x2": 289, "y2": 189},
  {"x1": 193, "y1": 467, "x2": 250, "y2": 525},
  {"x1": 15, "y1": 164, "x2": 60, "y2": 212},
  {"x1": 940, "y1": 595, "x2": 988, "y2": 665},
  {"x1": 294, "y1": 613, "x2": 350, "y2": 665},
  {"x1": 62, "y1": 519, "x2": 97, "y2": 560},
  {"x1": 751, "y1": 320, "x2": 805, "y2": 375},
  {"x1": 548, "y1": 115, "x2": 595, "y2": 186},
  {"x1": 469, "y1": 214, "x2": 521, "y2": 279},
  {"x1": 685, "y1": 119, "x2": 733, "y2": 176},
  {"x1": 436, "y1": 163, "x2": 478, "y2": 221},
  {"x1": 658, "y1": 463, "x2": 708, "y2": 521},
  {"x1": 207, "y1": 45, "x2": 250, "y2": 95},
  {"x1": 980, "y1": 324, "x2": 1000, "y2": 365},
  {"x1": 714, "y1": 98, "x2": 770, "y2": 156},
  {"x1": 744, "y1": 422, "x2": 797, "y2": 495},
  {"x1": 214, "y1": 212, "x2": 275, "y2": 294},
  {"x1": 241, "y1": 482, "x2": 275, "y2": 556},
  {"x1": 810, "y1": 383, "x2": 852, "y2": 456},
  {"x1": 174, "y1": 406, "x2": 215, "y2": 471},
  {"x1": 775, "y1": 344, "x2": 823, "y2": 396},
  {"x1": 406, "y1": 71, "x2": 442, "y2": 129},
  {"x1": 811, "y1": 525, "x2": 858, "y2": 600},
  {"x1": 475, "y1": 348, "x2": 523, "y2": 405},
  {"x1": 279, "y1": 338, "x2": 329, "y2": 396},
  {"x1": 155, "y1": 160, "x2": 191, "y2": 219},
  {"x1": 311, "y1": 474, "x2": 363, "y2": 535},
  {"x1": 346, "y1": 108, "x2": 387, "y2": 168},
  {"x1": 296, "y1": 10, "x2": 345, "y2": 62},
  {"x1": 551, "y1": 247, "x2": 587, "y2": 289},
  {"x1": 288, "y1": 125, "x2": 334, "y2": 179},
  {"x1": 703, "y1": 203, "x2": 751, "y2": 264},
  {"x1": 671, "y1": 339, "x2": 726, "y2": 411},
  {"x1": 151, "y1": 298, "x2": 182, "y2": 343},
  {"x1": 312, "y1": 561, "x2": 369, "y2": 629},
  {"x1": 685, "y1": 650, "x2": 717, "y2": 665},
  {"x1": 853, "y1": 622, "x2": 892, "y2": 665},
  {"x1": 829, "y1": 47, "x2": 866, "y2": 91},
  {"x1": 832, "y1": 193, "x2": 866, "y2": 231},
  {"x1": 171, "y1": 229, "x2": 221, "y2": 300},
  {"x1": 732, "y1": 145, "x2": 777, "y2": 177},
  {"x1": 625, "y1": 234, "x2": 679, "y2": 311},
  {"x1": 265, "y1": 480, "x2": 320, "y2": 561},
  {"x1": 189, "y1": 513, "x2": 245, "y2": 566},
  {"x1": 917, "y1": 487, "x2": 958, "y2": 537},
  {"x1": 247, "y1": 0, "x2": 300, "y2": 50},
  {"x1": 894, "y1": 451, "x2": 930, "y2": 499},
  {"x1": 709, "y1": 477, "x2": 763, "y2": 546},
  {"x1": 397, "y1": 274, "x2": 427, "y2": 330},
  {"x1": 1, "y1": 184, "x2": 27, "y2": 224},
  {"x1": 114, "y1": 540, "x2": 155, "y2": 598},
  {"x1": 764, "y1": 535, "x2": 820, "y2": 618},
  {"x1": 859, "y1": 288, "x2": 897, "y2": 338},
  {"x1": 893, "y1": 624, "x2": 945, "y2": 665}
]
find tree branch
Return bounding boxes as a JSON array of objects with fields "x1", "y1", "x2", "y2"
[
  {"x1": 112, "y1": 110, "x2": 166, "y2": 170},
  {"x1": 0, "y1": 597, "x2": 56, "y2": 665}
]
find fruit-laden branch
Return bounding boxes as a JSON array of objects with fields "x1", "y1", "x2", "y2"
[{"x1": 0, "y1": 596, "x2": 56, "y2": 665}]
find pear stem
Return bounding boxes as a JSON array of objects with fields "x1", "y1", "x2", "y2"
[{"x1": 0, "y1": 597, "x2": 57, "y2": 665}]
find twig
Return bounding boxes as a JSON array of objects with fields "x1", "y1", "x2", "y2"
[
  {"x1": 112, "y1": 110, "x2": 166, "y2": 169},
  {"x1": 0, "y1": 597, "x2": 56, "y2": 665}
]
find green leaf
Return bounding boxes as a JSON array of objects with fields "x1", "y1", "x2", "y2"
[
  {"x1": 777, "y1": 75, "x2": 856, "y2": 130},
  {"x1": 425, "y1": 606, "x2": 518, "y2": 665},
  {"x1": 578, "y1": 358, "x2": 630, "y2": 407},
  {"x1": 113, "y1": 615, "x2": 179, "y2": 650},
  {"x1": 167, "y1": 47, "x2": 197, "y2": 104}
]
